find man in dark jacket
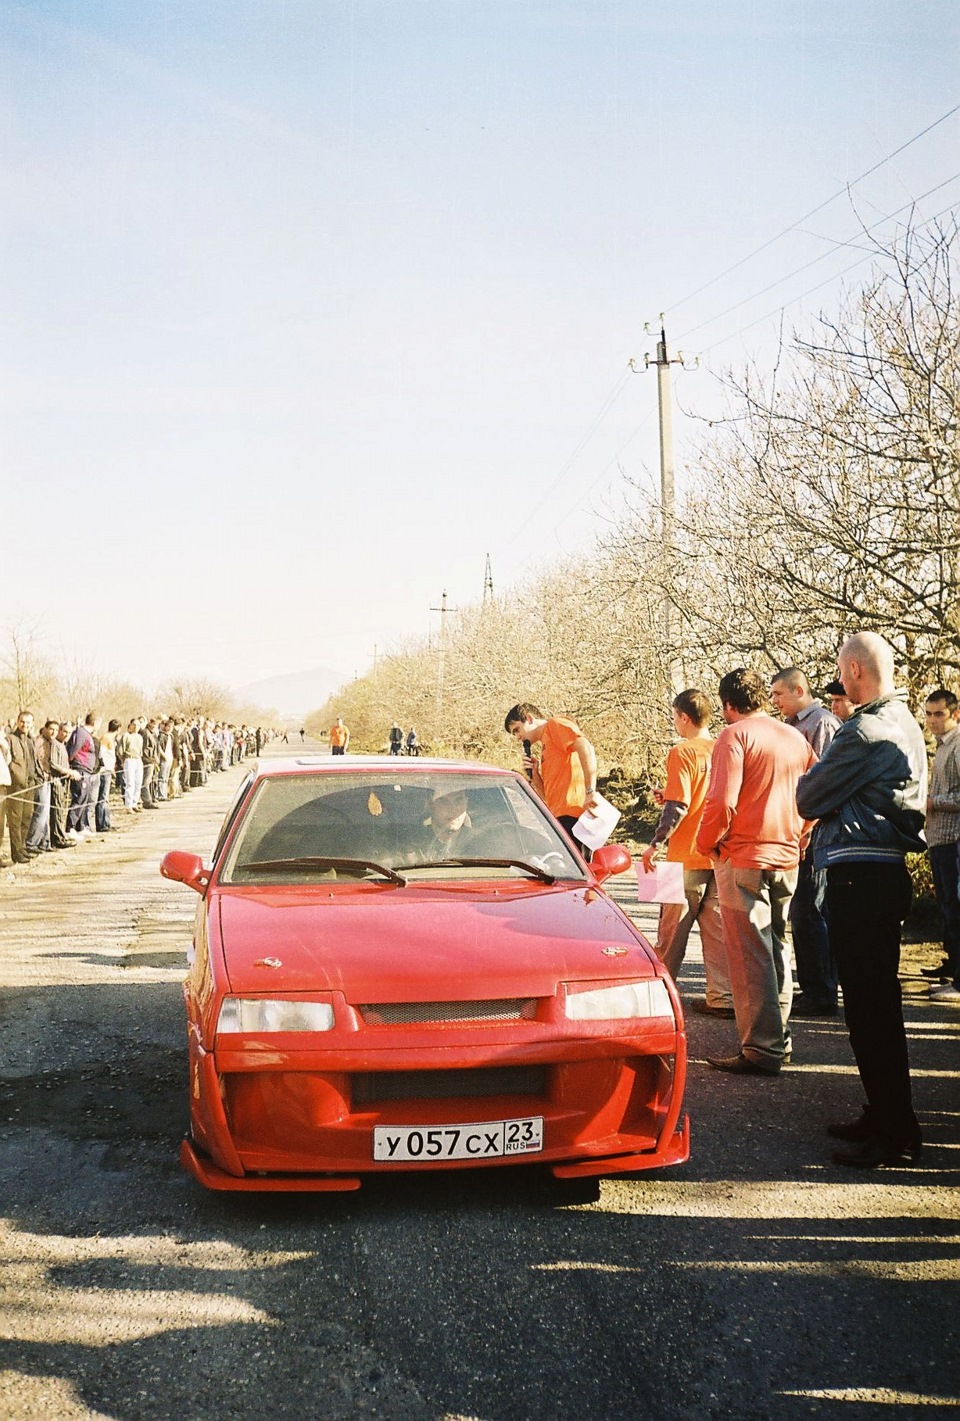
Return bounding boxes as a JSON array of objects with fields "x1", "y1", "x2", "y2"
[
  {"x1": 7, "y1": 710, "x2": 39, "y2": 863},
  {"x1": 796, "y1": 632, "x2": 927, "y2": 1169},
  {"x1": 140, "y1": 718, "x2": 159, "y2": 808},
  {"x1": 49, "y1": 722, "x2": 80, "y2": 848},
  {"x1": 66, "y1": 713, "x2": 99, "y2": 834}
]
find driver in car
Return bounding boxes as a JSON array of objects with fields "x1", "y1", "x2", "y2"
[{"x1": 420, "y1": 787, "x2": 473, "y2": 860}]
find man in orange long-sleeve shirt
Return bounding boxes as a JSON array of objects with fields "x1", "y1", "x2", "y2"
[{"x1": 696, "y1": 668, "x2": 815, "y2": 1076}]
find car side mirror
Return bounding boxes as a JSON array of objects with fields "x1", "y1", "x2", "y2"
[
  {"x1": 590, "y1": 842, "x2": 632, "y2": 885},
  {"x1": 161, "y1": 850, "x2": 210, "y2": 894}
]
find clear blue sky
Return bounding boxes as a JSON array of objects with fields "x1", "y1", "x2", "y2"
[{"x1": 3, "y1": 1, "x2": 958, "y2": 692}]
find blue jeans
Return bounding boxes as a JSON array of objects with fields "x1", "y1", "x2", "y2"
[
  {"x1": 26, "y1": 781, "x2": 51, "y2": 851},
  {"x1": 67, "y1": 772, "x2": 93, "y2": 833},
  {"x1": 789, "y1": 856, "x2": 837, "y2": 1006},
  {"x1": 95, "y1": 770, "x2": 113, "y2": 831}
]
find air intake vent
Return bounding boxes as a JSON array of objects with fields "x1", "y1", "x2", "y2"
[
  {"x1": 360, "y1": 999, "x2": 536, "y2": 1026},
  {"x1": 353, "y1": 1066, "x2": 546, "y2": 1104}
]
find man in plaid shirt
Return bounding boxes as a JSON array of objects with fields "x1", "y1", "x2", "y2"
[{"x1": 922, "y1": 689, "x2": 960, "y2": 1003}]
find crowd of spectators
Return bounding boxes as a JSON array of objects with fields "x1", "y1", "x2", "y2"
[
  {"x1": 508, "y1": 631, "x2": 957, "y2": 1172},
  {"x1": 633, "y1": 632, "x2": 955, "y2": 1171},
  {"x1": 0, "y1": 711, "x2": 273, "y2": 868}
]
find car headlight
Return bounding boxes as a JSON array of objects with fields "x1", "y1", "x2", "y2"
[
  {"x1": 565, "y1": 980, "x2": 673, "y2": 1020},
  {"x1": 216, "y1": 998, "x2": 335, "y2": 1033}
]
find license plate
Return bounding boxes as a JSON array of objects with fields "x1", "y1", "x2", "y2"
[{"x1": 373, "y1": 1116, "x2": 544, "y2": 1162}]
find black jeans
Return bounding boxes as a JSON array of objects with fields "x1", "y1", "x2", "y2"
[
  {"x1": 826, "y1": 860, "x2": 919, "y2": 1148},
  {"x1": 929, "y1": 842, "x2": 960, "y2": 982},
  {"x1": 789, "y1": 855, "x2": 837, "y2": 1006}
]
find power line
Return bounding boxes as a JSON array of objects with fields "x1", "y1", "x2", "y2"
[
  {"x1": 504, "y1": 364, "x2": 633, "y2": 548},
  {"x1": 663, "y1": 100, "x2": 960, "y2": 317},
  {"x1": 547, "y1": 408, "x2": 656, "y2": 540},
  {"x1": 700, "y1": 193, "x2": 960, "y2": 356},
  {"x1": 676, "y1": 168, "x2": 960, "y2": 344}
]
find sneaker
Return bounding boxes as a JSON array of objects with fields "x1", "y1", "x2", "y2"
[{"x1": 929, "y1": 982, "x2": 960, "y2": 1001}]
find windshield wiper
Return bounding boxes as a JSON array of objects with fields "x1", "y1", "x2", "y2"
[
  {"x1": 236, "y1": 857, "x2": 407, "y2": 886},
  {"x1": 409, "y1": 857, "x2": 556, "y2": 884}
]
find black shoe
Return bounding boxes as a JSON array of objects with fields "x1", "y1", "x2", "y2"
[
  {"x1": 827, "y1": 1108, "x2": 874, "y2": 1142},
  {"x1": 791, "y1": 999, "x2": 838, "y2": 1017},
  {"x1": 832, "y1": 1136, "x2": 922, "y2": 1169},
  {"x1": 921, "y1": 961, "x2": 952, "y2": 979},
  {"x1": 706, "y1": 1052, "x2": 781, "y2": 1076},
  {"x1": 691, "y1": 999, "x2": 736, "y2": 1018}
]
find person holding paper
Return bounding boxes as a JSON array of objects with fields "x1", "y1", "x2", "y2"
[
  {"x1": 641, "y1": 689, "x2": 733, "y2": 1017},
  {"x1": 696, "y1": 669, "x2": 815, "y2": 1076},
  {"x1": 503, "y1": 702, "x2": 598, "y2": 843}
]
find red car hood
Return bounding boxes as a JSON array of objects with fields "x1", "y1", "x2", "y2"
[{"x1": 216, "y1": 884, "x2": 654, "y2": 1001}]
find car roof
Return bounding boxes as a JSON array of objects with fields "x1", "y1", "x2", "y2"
[{"x1": 254, "y1": 755, "x2": 516, "y2": 779}]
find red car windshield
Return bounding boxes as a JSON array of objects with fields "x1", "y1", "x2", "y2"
[{"x1": 219, "y1": 771, "x2": 586, "y2": 884}]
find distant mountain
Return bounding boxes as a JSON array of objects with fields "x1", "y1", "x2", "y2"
[{"x1": 232, "y1": 666, "x2": 346, "y2": 718}]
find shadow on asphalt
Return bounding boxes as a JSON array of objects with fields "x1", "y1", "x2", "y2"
[{"x1": 0, "y1": 964, "x2": 957, "y2": 1420}]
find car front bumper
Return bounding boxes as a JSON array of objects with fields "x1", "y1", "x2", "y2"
[{"x1": 184, "y1": 1026, "x2": 689, "y2": 1191}]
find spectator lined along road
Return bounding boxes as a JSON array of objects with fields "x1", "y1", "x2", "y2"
[{"x1": 0, "y1": 713, "x2": 277, "y2": 868}]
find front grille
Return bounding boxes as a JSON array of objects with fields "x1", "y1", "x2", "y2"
[
  {"x1": 360, "y1": 999, "x2": 535, "y2": 1026},
  {"x1": 353, "y1": 1066, "x2": 546, "y2": 1104}
]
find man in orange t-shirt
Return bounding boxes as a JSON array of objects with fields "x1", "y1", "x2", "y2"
[
  {"x1": 641, "y1": 689, "x2": 732, "y2": 1015},
  {"x1": 329, "y1": 718, "x2": 350, "y2": 755},
  {"x1": 503, "y1": 702, "x2": 598, "y2": 843},
  {"x1": 696, "y1": 668, "x2": 815, "y2": 1076}
]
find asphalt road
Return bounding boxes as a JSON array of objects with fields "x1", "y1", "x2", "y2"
[{"x1": 0, "y1": 745, "x2": 957, "y2": 1421}]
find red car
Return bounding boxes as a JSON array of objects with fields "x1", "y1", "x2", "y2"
[{"x1": 161, "y1": 757, "x2": 688, "y2": 1192}]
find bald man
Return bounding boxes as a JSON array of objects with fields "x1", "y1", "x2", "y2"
[{"x1": 796, "y1": 632, "x2": 927, "y2": 1169}]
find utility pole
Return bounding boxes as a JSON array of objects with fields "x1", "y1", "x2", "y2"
[
  {"x1": 429, "y1": 589, "x2": 458, "y2": 716},
  {"x1": 638, "y1": 317, "x2": 696, "y2": 689}
]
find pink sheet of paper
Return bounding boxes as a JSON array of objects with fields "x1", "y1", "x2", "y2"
[{"x1": 635, "y1": 860, "x2": 686, "y2": 905}]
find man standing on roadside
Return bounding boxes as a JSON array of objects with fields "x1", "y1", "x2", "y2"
[
  {"x1": 503, "y1": 702, "x2": 599, "y2": 844},
  {"x1": 823, "y1": 678, "x2": 856, "y2": 724},
  {"x1": 796, "y1": 632, "x2": 927, "y2": 1168},
  {"x1": 66, "y1": 713, "x2": 99, "y2": 834},
  {"x1": 641, "y1": 688, "x2": 733, "y2": 1017},
  {"x1": 50, "y1": 723, "x2": 80, "y2": 847},
  {"x1": 25, "y1": 718, "x2": 55, "y2": 852},
  {"x1": 330, "y1": 718, "x2": 350, "y2": 755},
  {"x1": 7, "y1": 710, "x2": 40, "y2": 863},
  {"x1": 919, "y1": 690, "x2": 960, "y2": 1002},
  {"x1": 140, "y1": 717, "x2": 159, "y2": 808},
  {"x1": 0, "y1": 722, "x2": 11, "y2": 866},
  {"x1": 696, "y1": 670, "x2": 815, "y2": 1076},
  {"x1": 119, "y1": 719, "x2": 144, "y2": 812},
  {"x1": 770, "y1": 667, "x2": 841, "y2": 1017}
]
